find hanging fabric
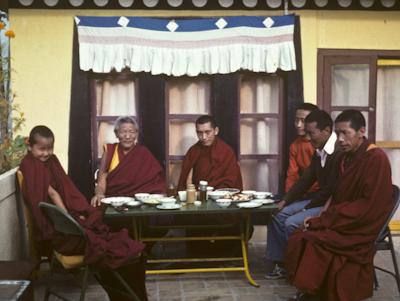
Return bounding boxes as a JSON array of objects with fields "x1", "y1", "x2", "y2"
[{"x1": 75, "y1": 15, "x2": 296, "y2": 76}]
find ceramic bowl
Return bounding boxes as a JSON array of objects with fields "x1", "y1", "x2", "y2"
[
  {"x1": 111, "y1": 200, "x2": 126, "y2": 207},
  {"x1": 241, "y1": 190, "x2": 256, "y2": 197},
  {"x1": 216, "y1": 198, "x2": 232, "y2": 208},
  {"x1": 216, "y1": 188, "x2": 240, "y2": 195},
  {"x1": 208, "y1": 191, "x2": 228, "y2": 201},
  {"x1": 253, "y1": 191, "x2": 272, "y2": 199},
  {"x1": 134, "y1": 193, "x2": 151, "y2": 202}
]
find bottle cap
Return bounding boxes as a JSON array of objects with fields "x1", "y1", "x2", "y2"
[{"x1": 199, "y1": 180, "x2": 208, "y2": 186}]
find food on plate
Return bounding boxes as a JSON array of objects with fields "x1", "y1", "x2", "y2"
[{"x1": 222, "y1": 193, "x2": 252, "y2": 202}]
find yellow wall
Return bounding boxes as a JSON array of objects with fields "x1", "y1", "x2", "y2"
[{"x1": 9, "y1": 9, "x2": 400, "y2": 168}]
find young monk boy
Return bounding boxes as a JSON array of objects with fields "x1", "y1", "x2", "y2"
[{"x1": 19, "y1": 125, "x2": 148, "y2": 301}]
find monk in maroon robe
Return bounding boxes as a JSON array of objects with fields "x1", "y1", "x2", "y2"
[
  {"x1": 21, "y1": 125, "x2": 147, "y2": 301},
  {"x1": 177, "y1": 115, "x2": 242, "y2": 191},
  {"x1": 285, "y1": 110, "x2": 393, "y2": 301},
  {"x1": 92, "y1": 116, "x2": 165, "y2": 206}
]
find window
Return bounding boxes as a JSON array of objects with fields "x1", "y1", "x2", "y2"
[
  {"x1": 90, "y1": 73, "x2": 138, "y2": 166},
  {"x1": 239, "y1": 74, "x2": 283, "y2": 192},
  {"x1": 318, "y1": 49, "x2": 400, "y2": 221},
  {"x1": 165, "y1": 77, "x2": 212, "y2": 186},
  {"x1": 89, "y1": 73, "x2": 286, "y2": 193}
]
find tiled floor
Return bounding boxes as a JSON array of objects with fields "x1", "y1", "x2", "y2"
[{"x1": 33, "y1": 227, "x2": 400, "y2": 301}]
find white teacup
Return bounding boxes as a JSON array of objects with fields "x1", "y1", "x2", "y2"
[
  {"x1": 178, "y1": 190, "x2": 187, "y2": 201},
  {"x1": 159, "y1": 197, "x2": 176, "y2": 204}
]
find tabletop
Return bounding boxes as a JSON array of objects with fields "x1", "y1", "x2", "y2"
[{"x1": 105, "y1": 199, "x2": 278, "y2": 218}]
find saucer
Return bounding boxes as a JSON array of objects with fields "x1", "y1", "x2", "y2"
[{"x1": 156, "y1": 204, "x2": 182, "y2": 210}]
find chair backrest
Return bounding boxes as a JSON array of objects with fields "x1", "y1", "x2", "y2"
[
  {"x1": 16, "y1": 170, "x2": 39, "y2": 261},
  {"x1": 39, "y1": 202, "x2": 86, "y2": 238},
  {"x1": 376, "y1": 184, "x2": 400, "y2": 242}
]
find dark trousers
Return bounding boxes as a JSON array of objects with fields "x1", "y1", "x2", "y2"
[{"x1": 98, "y1": 254, "x2": 148, "y2": 301}]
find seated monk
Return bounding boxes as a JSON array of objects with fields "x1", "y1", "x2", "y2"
[
  {"x1": 177, "y1": 115, "x2": 242, "y2": 191},
  {"x1": 285, "y1": 103, "x2": 319, "y2": 194},
  {"x1": 91, "y1": 116, "x2": 166, "y2": 206},
  {"x1": 177, "y1": 115, "x2": 243, "y2": 255},
  {"x1": 285, "y1": 110, "x2": 393, "y2": 301},
  {"x1": 20, "y1": 125, "x2": 148, "y2": 301}
]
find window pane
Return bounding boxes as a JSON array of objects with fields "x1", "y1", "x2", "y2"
[
  {"x1": 331, "y1": 110, "x2": 369, "y2": 137},
  {"x1": 97, "y1": 121, "x2": 119, "y2": 158},
  {"x1": 169, "y1": 161, "x2": 183, "y2": 188},
  {"x1": 95, "y1": 79, "x2": 137, "y2": 116},
  {"x1": 376, "y1": 66, "x2": 400, "y2": 140},
  {"x1": 240, "y1": 118, "x2": 278, "y2": 154},
  {"x1": 331, "y1": 64, "x2": 369, "y2": 106},
  {"x1": 169, "y1": 120, "x2": 197, "y2": 156},
  {"x1": 240, "y1": 159, "x2": 279, "y2": 192},
  {"x1": 240, "y1": 75, "x2": 279, "y2": 113},
  {"x1": 168, "y1": 77, "x2": 211, "y2": 114}
]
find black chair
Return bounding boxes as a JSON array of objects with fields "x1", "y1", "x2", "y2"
[
  {"x1": 373, "y1": 184, "x2": 400, "y2": 293},
  {"x1": 39, "y1": 202, "x2": 141, "y2": 301}
]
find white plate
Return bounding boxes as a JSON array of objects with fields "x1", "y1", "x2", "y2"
[
  {"x1": 253, "y1": 199, "x2": 275, "y2": 205},
  {"x1": 101, "y1": 197, "x2": 135, "y2": 205},
  {"x1": 237, "y1": 201, "x2": 263, "y2": 209},
  {"x1": 156, "y1": 204, "x2": 182, "y2": 210},
  {"x1": 126, "y1": 200, "x2": 141, "y2": 207},
  {"x1": 142, "y1": 199, "x2": 161, "y2": 205}
]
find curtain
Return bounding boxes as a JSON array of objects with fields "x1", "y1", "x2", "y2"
[{"x1": 376, "y1": 66, "x2": 400, "y2": 219}]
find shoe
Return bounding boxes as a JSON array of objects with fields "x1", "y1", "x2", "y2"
[{"x1": 264, "y1": 265, "x2": 287, "y2": 280}]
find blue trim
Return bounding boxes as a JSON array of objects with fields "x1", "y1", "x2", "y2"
[{"x1": 76, "y1": 15, "x2": 295, "y2": 31}]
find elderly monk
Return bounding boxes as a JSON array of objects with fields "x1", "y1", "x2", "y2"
[
  {"x1": 177, "y1": 115, "x2": 242, "y2": 191},
  {"x1": 285, "y1": 103, "x2": 319, "y2": 193},
  {"x1": 91, "y1": 116, "x2": 166, "y2": 206},
  {"x1": 285, "y1": 110, "x2": 393, "y2": 301},
  {"x1": 20, "y1": 125, "x2": 147, "y2": 301}
]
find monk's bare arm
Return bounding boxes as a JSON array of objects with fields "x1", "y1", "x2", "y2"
[
  {"x1": 48, "y1": 185, "x2": 68, "y2": 212},
  {"x1": 186, "y1": 168, "x2": 193, "y2": 187},
  {"x1": 91, "y1": 151, "x2": 109, "y2": 207}
]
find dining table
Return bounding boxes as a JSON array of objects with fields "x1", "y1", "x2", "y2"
[{"x1": 105, "y1": 199, "x2": 278, "y2": 287}]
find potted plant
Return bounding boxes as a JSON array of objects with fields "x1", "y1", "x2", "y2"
[
  {"x1": 0, "y1": 13, "x2": 25, "y2": 174},
  {"x1": 0, "y1": 11, "x2": 28, "y2": 260}
]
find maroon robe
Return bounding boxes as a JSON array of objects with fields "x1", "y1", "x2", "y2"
[
  {"x1": 285, "y1": 140, "x2": 393, "y2": 301},
  {"x1": 105, "y1": 144, "x2": 166, "y2": 196},
  {"x1": 177, "y1": 137, "x2": 243, "y2": 191},
  {"x1": 19, "y1": 152, "x2": 144, "y2": 269}
]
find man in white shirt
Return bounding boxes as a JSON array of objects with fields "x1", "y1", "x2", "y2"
[{"x1": 265, "y1": 109, "x2": 342, "y2": 280}]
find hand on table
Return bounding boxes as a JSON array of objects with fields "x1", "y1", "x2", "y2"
[{"x1": 91, "y1": 194, "x2": 104, "y2": 207}]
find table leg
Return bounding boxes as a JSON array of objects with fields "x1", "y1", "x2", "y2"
[
  {"x1": 131, "y1": 217, "x2": 139, "y2": 241},
  {"x1": 241, "y1": 213, "x2": 259, "y2": 287}
]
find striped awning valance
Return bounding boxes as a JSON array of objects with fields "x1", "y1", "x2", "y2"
[{"x1": 76, "y1": 14, "x2": 296, "y2": 76}]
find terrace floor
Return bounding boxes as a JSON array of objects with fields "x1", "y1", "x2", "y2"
[{"x1": 33, "y1": 226, "x2": 400, "y2": 301}]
